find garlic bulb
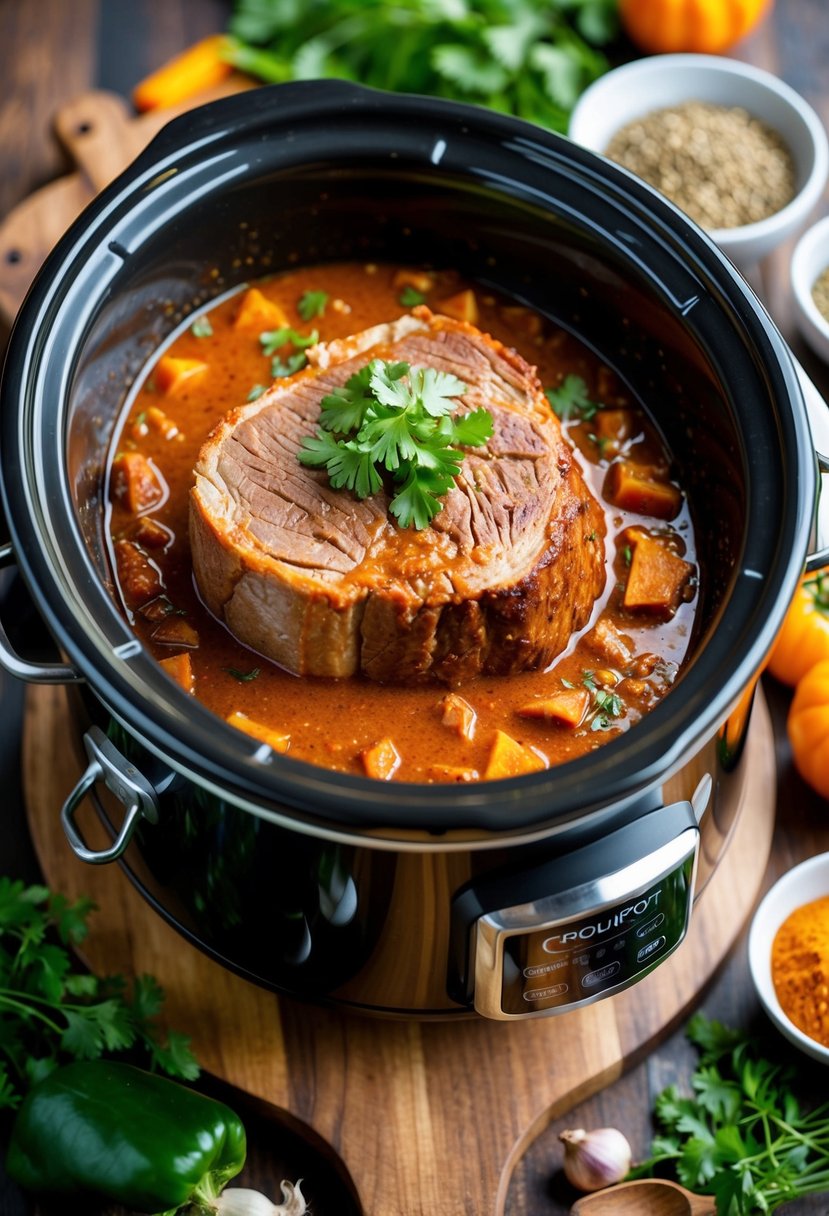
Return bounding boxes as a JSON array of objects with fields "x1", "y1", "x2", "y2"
[
  {"x1": 559, "y1": 1127, "x2": 632, "y2": 1192},
  {"x1": 214, "y1": 1180, "x2": 306, "y2": 1215}
]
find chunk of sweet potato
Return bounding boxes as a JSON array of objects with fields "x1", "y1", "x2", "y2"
[
  {"x1": 516, "y1": 689, "x2": 590, "y2": 728},
  {"x1": 392, "y1": 268, "x2": 434, "y2": 294},
  {"x1": 624, "y1": 532, "x2": 694, "y2": 615},
  {"x1": 437, "y1": 289, "x2": 479, "y2": 325},
  {"x1": 145, "y1": 405, "x2": 181, "y2": 440},
  {"x1": 128, "y1": 517, "x2": 172, "y2": 549},
  {"x1": 111, "y1": 451, "x2": 165, "y2": 514},
  {"x1": 361, "y1": 737, "x2": 401, "y2": 781},
  {"x1": 604, "y1": 461, "x2": 682, "y2": 520},
  {"x1": 114, "y1": 539, "x2": 162, "y2": 607},
  {"x1": 159, "y1": 652, "x2": 194, "y2": 693},
  {"x1": 151, "y1": 617, "x2": 200, "y2": 648},
  {"x1": 226, "y1": 710, "x2": 290, "y2": 753},
  {"x1": 484, "y1": 730, "x2": 546, "y2": 779},
  {"x1": 233, "y1": 287, "x2": 289, "y2": 333},
  {"x1": 154, "y1": 356, "x2": 208, "y2": 396},
  {"x1": 440, "y1": 692, "x2": 477, "y2": 741}
]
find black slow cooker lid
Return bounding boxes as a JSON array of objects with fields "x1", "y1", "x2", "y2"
[{"x1": 0, "y1": 81, "x2": 815, "y2": 838}]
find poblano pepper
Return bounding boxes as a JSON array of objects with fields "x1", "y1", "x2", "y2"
[{"x1": 5, "y1": 1059, "x2": 246, "y2": 1214}]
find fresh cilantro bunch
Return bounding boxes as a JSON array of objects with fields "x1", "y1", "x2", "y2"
[
  {"x1": 545, "y1": 373, "x2": 603, "y2": 422},
  {"x1": 298, "y1": 358, "x2": 493, "y2": 528},
  {"x1": 225, "y1": 0, "x2": 619, "y2": 134},
  {"x1": 0, "y1": 878, "x2": 199, "y2": 1110},
  {"x1": 631, "y1": 1014, "x2": 829, "y2": 1213}
]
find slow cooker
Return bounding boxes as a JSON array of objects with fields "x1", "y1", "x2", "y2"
[{"x1": 0, "y1": 82, "x2": 824, "y2": 1019}]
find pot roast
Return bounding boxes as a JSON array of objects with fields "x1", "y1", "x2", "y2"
[{"x1": 190, "y1": 310, "x2": 606, "y2": 683}]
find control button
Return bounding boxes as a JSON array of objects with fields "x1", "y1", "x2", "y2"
[
  {"x1": 523, "y1": 983, "x2": 569, "y2": 1002},
  {"x1": 636, "y1": 913, "x2": 665, "y2": 938},
  {"x1": 581, "y1": 961, "x2": 621, "y2": 989},
  {"x1": 637, "y1": 935, "x2": 667, "y2": 963},
  {"x1": 524, "y1": 959, "x2": 568, "y2": 979}
]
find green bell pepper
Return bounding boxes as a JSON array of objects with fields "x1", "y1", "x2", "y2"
[{"x1": 5, "y1": 1059, "x2": 246, "y2": 1214}]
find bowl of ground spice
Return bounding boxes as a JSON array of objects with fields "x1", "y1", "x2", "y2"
[
  {"x1": 748, "y1": 852, "x2": 829, "y2": 1064},
  {"x1": 569, "y1": 54, "x2": 828, "y2": 270},
  {"x1": 792, "y1": 214, "x2": 829, "y2": 363}
]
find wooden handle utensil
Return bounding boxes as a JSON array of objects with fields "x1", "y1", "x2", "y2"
[{"x1": 570, "y1": 1178, "x2": 716, "y2": 1215}]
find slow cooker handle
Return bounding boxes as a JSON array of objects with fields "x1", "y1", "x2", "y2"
[
  {"x1": 0, "y1": 543, "x2": 83, "y2": 684},
  {"x1": 794, "y1": 360, "x2": 829, "y2": 572},
  {"x1": 807, "y1": 450, "x2": 829, "y2": 572},
  {"x1": 60, "y1": 726, "x2": 159, "y2": 865}
]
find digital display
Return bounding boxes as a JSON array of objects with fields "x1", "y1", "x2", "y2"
[{"x1": 499, "y1": 856, "x2": 695, "y2": 1015}]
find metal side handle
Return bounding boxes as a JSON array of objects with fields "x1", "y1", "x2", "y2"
[
  {"x1": 792, "y1": 360, "x2": 829, "y2": 571},
  {"x1": 0, "y1": 542, "x2": 82, "y2": 683},
  {"x1": 61, "y1": 726, "x2": 159, "y2": 864}
]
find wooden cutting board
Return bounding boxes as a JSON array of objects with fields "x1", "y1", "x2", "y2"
[{"x1": 23, "y1": 682, "x2": 776, "y2": 1216}]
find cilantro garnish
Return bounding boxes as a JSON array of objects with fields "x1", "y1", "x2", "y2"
[
  {"x1": 298, "y1": 358, "x2": 493, "y2": 529},
  {"x1": 223, "y1": 666, "x2": 261, "y2": 682},
  {"x1": 225, "y1": 1, "x2": 618, "y2": 136},
  {"x1": 259, "y1": 326, "x2": 318, "y2": 357},
  {"x1": 297, "y1": 290, "x2": 329, "y2": 320},
  {"x1": 399, "y1": 286, "x2": 427, "y2": 307},
  {"x1": 190, "y1": 316, "x2": 213, "y2": 338},
  {"x1": 271, "y1": 352, "x2": 309, "y2": 378},
  {"x1": 631, "y1": 1014, "x2": 829, "y2": 1213},
  {"x1": 247, "y1": 384, "x2": 267, "y2": 401},
  {"x1": 545, "y1": 374, "x2": 603, "y2": 422},
  {"x1": 0, "y1": 878, "x2": 199, "y2": 1109}
]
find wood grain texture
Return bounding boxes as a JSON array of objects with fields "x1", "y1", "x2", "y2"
[{"x1": 23, "y1": 683, "x2": 776, "y2": 1216}]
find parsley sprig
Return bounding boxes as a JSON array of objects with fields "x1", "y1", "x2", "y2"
[
  {"x1": 298, "y1": 358, "x2": 493, "y2": 529},
  {"x1": 632, "y1": 1015, "x2": 829, "y2": 1213},
  {"x1": 0, "y1": 878, "x2": 199, "y2": 1109},
  {"x1": 545, "y1": 373, "x2": 603, "y2": 422},
  {"x1": 225, "y1": 0, "x2": 618, "y2": 135}
]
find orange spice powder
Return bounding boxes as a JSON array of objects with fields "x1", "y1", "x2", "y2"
[{"x1": 771, "y1": 895, "x2": 829, "y2": 1048}]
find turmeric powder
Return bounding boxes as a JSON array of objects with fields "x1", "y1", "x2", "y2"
[{"x1": 771, "y1": 895, "x2": 829, "y2": 1048}]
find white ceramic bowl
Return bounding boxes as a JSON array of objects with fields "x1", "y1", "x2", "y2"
[
  {"x1": 792, "y1": 214, "x2": 829, "y2": 362},
  {"x1": 748, "y1": 852, "x2": 829, "y2": 1065},
  {"x1": 569, "y1": 54, "x2": 829, "y2": 270}
]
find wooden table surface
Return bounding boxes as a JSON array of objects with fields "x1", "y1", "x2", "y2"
[{"x1": 1, "y1": 2, "x2": 829, "y2": 1214}]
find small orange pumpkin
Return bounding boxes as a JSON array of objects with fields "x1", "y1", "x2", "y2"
[
  {"x1": 787, "y1": 659, "x2": 829, "y2": 800},
  {"x1": 767, "y1": 569, "x2": 829, "y2": 687},
  {"x1": 619, "y1": 0, "x2": 773, "y2": 55}
]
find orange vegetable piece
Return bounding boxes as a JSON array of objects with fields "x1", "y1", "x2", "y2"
[
  {"x1": 111, "y1": 451, "x2": 165, "y2": 514},
  {"x1": 145, "y1": 405, "x2": 181, "y2": 440},
  {"x1": 233, "y1": 288, "x2": 289, "y2": 333},
  {"x1": 114, "y1": 539, "x2": 163, "y2": 607},
  {"x1": 392, "y1": 269, "x2": 434, "y2": 294},
  {"x1": 226, "y1": 710, "x2": 290, "y2": 754},
  {"x1": 623, "y1": 532, "x2": 693, "y2": 615},
  {"x1": 154, "y1": 356, "x2": 208, "y2": 396},
  {"x1": 484, "y1": 730, "x2": 546, "y2": 779},
  {"x1": 151, "y1": 617, "x2": 200, "y2": 648},
  {"x1": 440, "y1": 692, "x2": 477, "y2": 740},
  {"x1": 767, "y1": 570, "x2": 829, "y2": 688},
  {"x1": 128, "y1": 517, "x2": 172, "y2": 550},
  {"x1": 132, "y1": 35, "x2": 233, "y2": 112},
  {"x1": 516, "y1": 689, "x2": 590, "y2": 729},
  {"x1": 426, "y1": 765, "x2": 479, "y2": 782},
  {"x1": 361, "y1": 737, "x2": 401, "y2": 781},
  {"x1": 437, "y1": 289, "x2": 479, "y2": 325},
  {"x1": 619, "y1": 0, "x2": 771, "y2": 55},
  {"x1": 605, "y1": 461, "x2": 682, "y2": 520},
  {"x1": 787, "y1": 660, "x2": 829, "y2": 800},
  {"x1": 159, "y1": 652, "x2": 194, "y2": 693}
]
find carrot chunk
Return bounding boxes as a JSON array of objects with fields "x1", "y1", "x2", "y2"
[
  {"x1": 114, "y1": 539, "x2": 163, "y2": 607},
  {"x1": 437, "y1": 289, "x2": 479, "y2": 325},
  {"x1": 516, "y1": 689, "x2": 590, "y2": 728},
  {"x1": 440, "y1": 692, "x2": 477, "y2": 741},
  {"x1": 226, "y1": 710, "x2": 290, "y2": 754},
  {"x1": 132, "y1": 34, "x2": 233, "y2": 112},
  {"x1": 426, "y1": 765, "x2": 479, "y2": 782},
  {"x1": 128, "y1": 517, "x2": 172, "y2": 550},
  {"x1": 111, "y1": 451, "x2": 165, "y2": 514},
  {"x1": 484, "y1": 730, "x2": 546, "y2": 779},
  {"x1": 604, "y1": 461, "x2": 682, "y2": 520},
  {"x1": 145, "y1": 405, "x2": 181, "y2": 440},
  {"x1": 624, "y1": 532, "x2": 694, "y2": 615},
  {"x1": 159, "y1": 652, "x2": 194, "y2": 693},
  {"x1": 361, "y1": 737, "x2": 401, "y2": 781},
  {"x1": 392, "y1": 269, "x2": 434, "y2": 294},
  {"x1": 151, "y1": 617, "x2": 200, "y2": 648},
  {"x1": 233, "y1": 287, "x2": 289, "y2": 333},
  {"x1": 154, "y1": 356, "x2": 208, "y2": 396}
]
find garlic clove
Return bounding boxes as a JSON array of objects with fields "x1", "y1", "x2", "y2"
[
  {"x1": 559, "y1": 1126, "x2": 632, "y2": 1192},
  {"x1": 214, "y1": 1180, "x2": 307, "y2": 1215}
]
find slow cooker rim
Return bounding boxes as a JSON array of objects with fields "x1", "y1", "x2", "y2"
[{"x1": 0, "y1": 80, "x2": 815, "y2": 839}]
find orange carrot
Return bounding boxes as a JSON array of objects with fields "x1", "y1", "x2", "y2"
[
  {"x1": 159, "y1": 652, "x2": 194, "y2": 693},
  {"x1": 484, "y1": 730, "x2": 546, "y2": 779},
  {"x1": 233, "y1": 287, "x2": 289, "y2": 333},
  {"x1": 516, "y1": 689, "x2": 590, "y2": 728},
  {"x1": 132, "y1": 35, "x2": 233, "y2": 113}
]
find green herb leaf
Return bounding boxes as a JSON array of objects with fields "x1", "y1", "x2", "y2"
[
  {"x1": 223, "y1": 666, "x2": 261, "y2": 682},
  {"x1": 298, "y1": 358, "x2": 490, "y2": 528},
  {"x1": 297, "y1": 289, "x2": 329, "y2": 320},
  {"x1": 271, "y1": 351, "x2": 308, "y2": 378},
  {"x1": 259, "y1": 326, "x2": 319, "y2": 356},
  {"x1": 247, "y1": 384, "x2": 268, "y2": 402},
  {"x1": 191, "y1": 316, "x2": 214, "y2": 338},
  {"x1": 545, "y1": 374, "x2": 603, "y2": 422},
  {"x1": 399, "y1": 286, "x2": 427, "y2": 307}
]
